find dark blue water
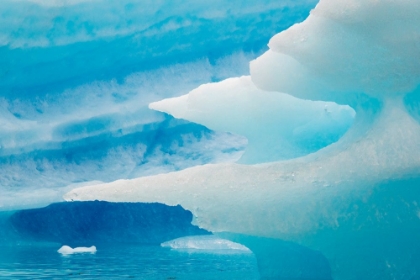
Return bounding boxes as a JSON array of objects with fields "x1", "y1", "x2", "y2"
[{"x1": 0, "y1": 243, "x2": 259, "y2": 279}]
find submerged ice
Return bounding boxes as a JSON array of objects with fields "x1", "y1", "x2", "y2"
[
  {"x1": 161, "y1": 235, "x2": 250, "y2": 252},
  {"x1": 66, "y1": 0, "x2": 420, "y2": 279}
]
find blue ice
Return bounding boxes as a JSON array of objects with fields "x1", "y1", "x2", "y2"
[
  {"x1": 65, "y1": 0, "x2": 420, "y2": 279},
  {"x1": 3, "y1": 0, "x2": 420, "y2": 279}
]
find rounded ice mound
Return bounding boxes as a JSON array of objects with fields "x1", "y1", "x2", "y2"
[
  {"x1": 58, "y1": 245, "x2": 97, "y2": 255},
  {"x1": 252, "y1": 0, "x2": 420, "y2": 105},
  {"x1": 161, "y1": 235, "x2": 251, "y2": 252}
]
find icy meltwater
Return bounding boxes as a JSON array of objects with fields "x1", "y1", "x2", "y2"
[{"x1": 0, "y1": 244, "x2": 259, "y2": 279}]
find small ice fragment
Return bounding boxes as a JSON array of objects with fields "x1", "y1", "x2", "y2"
[{"x1": 58, "y1": 245, "x2": 97, "y2": 255}]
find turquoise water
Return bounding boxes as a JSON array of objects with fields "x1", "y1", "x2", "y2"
[{"x1": 0, "y1": 243, "x2": 259, "y2": 279}]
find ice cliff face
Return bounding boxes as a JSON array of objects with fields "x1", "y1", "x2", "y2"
[
  {"x1": 65, "y1": 0, "x2": 420, "y2": 279},
  {"x1": 0, "y1": 0, "x2": 318, "y2": 209}
]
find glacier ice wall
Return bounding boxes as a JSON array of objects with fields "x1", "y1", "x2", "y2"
[
  {"x1": 66, "y1": 0, "x2": 420, "y2": 279},
  {"x1": 0, "y1": 0, "x2": 318, "y2": 209}
]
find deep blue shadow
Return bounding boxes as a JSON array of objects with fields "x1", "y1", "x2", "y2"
[{"x1": 10, "y1": 201, "x2": 210, "y2": 247}]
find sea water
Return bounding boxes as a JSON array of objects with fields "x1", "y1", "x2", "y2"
[{"x1": 0, "y1": 243, "x2": 259, "y2": 279}]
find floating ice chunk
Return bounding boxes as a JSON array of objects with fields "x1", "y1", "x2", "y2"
[
  {"x1": 58, "y1": 245, "x2": 97, "y2": 255},
  {"x1": 161, "y1": 235, "x2": 251, "y2": 252}
]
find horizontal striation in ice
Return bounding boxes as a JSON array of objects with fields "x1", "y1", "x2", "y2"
[{"x1": 0, "y1": 0, "x2": 317, "y2": 209}]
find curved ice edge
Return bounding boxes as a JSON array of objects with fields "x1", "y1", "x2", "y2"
[
  {"x1": 58, "y1": 245, "x2": 97, "y2": 255},
  {"x1": 161, "y1": 235, "x2": 251, "y2": 253}
]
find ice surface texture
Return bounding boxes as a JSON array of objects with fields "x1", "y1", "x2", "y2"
[
  {"x1": 0, "y1": 0, "x2": 318, "y2": 209},
  {"x1": 66, "y1": 0, "x2": 420, "y2": 279},
  {"x1": 10, "y1": 201, "x2": 209, "y2": 246}
]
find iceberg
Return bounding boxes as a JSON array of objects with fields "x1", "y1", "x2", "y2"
[
  {"x1": 58, "y1": 245, "x2": 97, "y2": 255},
  {"x1": 65, "y1": 0, "x2": 420, "y2": 279},
  {"x1": 0, "y1": 0, "x2": 318, "y2": 210}
]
